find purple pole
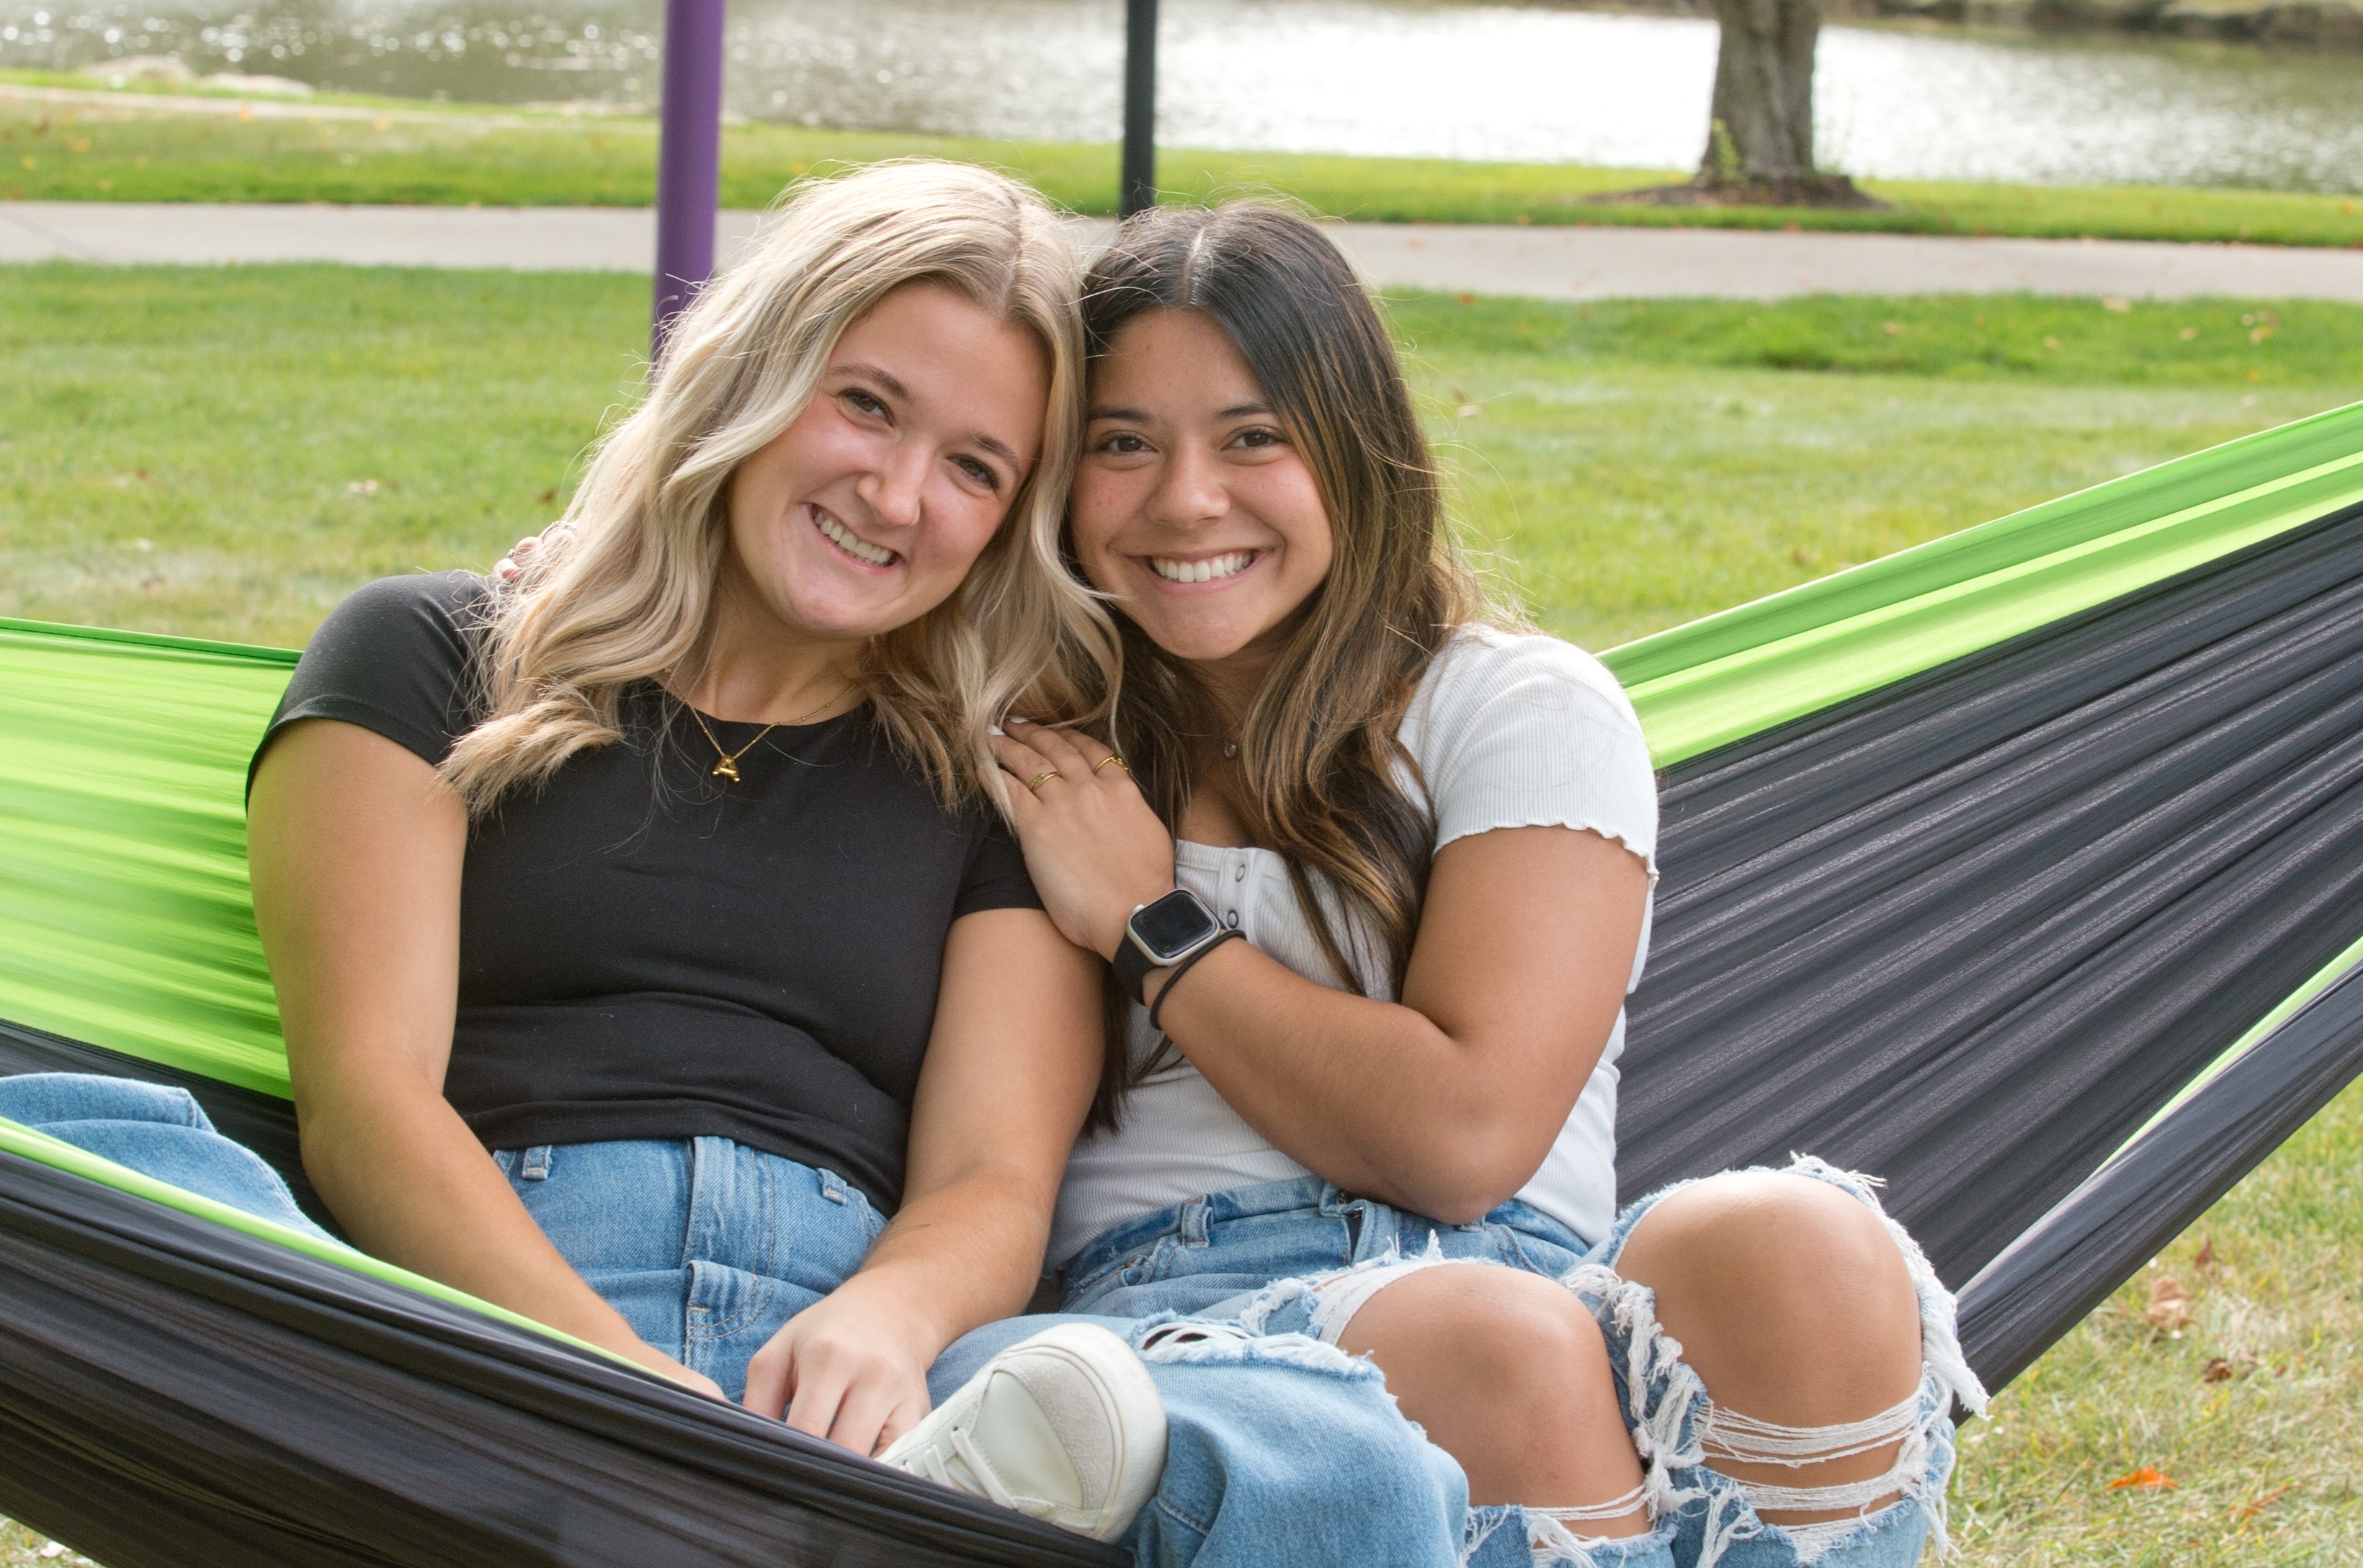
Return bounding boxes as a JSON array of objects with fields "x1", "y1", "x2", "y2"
[{"x1": 653, "y1": 0, "x2": 727, "y2": 360}]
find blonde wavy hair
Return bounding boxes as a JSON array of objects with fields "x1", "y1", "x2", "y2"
[{"x1": 442, "y1": 160, "x2": 1114, "y2": 816}]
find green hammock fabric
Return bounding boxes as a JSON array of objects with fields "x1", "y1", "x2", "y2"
[
  {"x1": 0, "y1": 624, "x2": 293, "y2": 1096},
  {"x1": 1607, "y1": 398, "x2": 2363, "y2": 765}
]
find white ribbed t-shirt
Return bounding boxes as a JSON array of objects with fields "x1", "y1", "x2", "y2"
[{"x1": 1049, "y1": 625, "x2": 1660, "y2": 1265}]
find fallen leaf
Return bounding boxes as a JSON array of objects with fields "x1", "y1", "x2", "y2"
[
  {"x1": 2145, "y1": 1276, "x2": 2194, "y2": 1333},
  {"x1": 2193, "y1": 1237, "x2": 2217, "y2": 1271},
  {"x1": 1454, "y1": 292, "x2": 1475, "y2": 305},
  {"x1": 2179, "y1": 326, "x2": 2200, "y2": 341},
  {"x1": 2202, "y1": 1358, "x2": 2234, "y2": 1382},
  {"x1": 537, "y1": 486, "x2": 559, "y2": 505},
  {"x1": 2109, "y1": 1466, "x2": 2177, "y2": 1490},
  {"x1": 2236, "y1": 1484, "x2": 2292, "y2": 1519}
]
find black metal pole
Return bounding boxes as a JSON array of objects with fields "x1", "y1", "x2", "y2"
[{"x1": 1120, "y1": 0, "x2": 1158, "y2": 218}]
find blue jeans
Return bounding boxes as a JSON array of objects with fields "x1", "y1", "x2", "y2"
[
  {"x1": 490, "y1": 1136, "x2": 887, "y2": 1397},
  {"x1": 7, "y1": 1073, "x2": 1507, "y2": 1566},
  {"x1": 0, "y1": 1073, "x2": 885, "y2": 1402},
  {"x1": 0, "y1": 1072, "x2": 335, "y2": 1242},
  {"x1": 944, "y1": 1168, "x2": 1976, "y2": 1568},
  {"x1": 937, "y1": 1179, "x2": 1676, "y2": 1568},
  {"x1": 6, "y1": 1075, "x2": 1968, "y2": 1568}
]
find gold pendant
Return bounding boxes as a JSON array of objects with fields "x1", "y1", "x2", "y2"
[{"x1": 711, "y1": 757, "x2": 740, "y2": 782}]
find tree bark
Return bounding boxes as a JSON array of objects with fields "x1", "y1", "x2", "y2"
[{"x1": 1700, "y1": 0, "x2": 1821, "y2": 184}]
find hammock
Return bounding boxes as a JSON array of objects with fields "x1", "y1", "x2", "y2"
[{"x1": 4, "y1": 401, "x2": 2362, "y2": 1565}]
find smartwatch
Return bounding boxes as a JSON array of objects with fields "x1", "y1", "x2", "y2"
[{"x1": 1113, "y1": 889, "x2": 1229, "y2": 1004}]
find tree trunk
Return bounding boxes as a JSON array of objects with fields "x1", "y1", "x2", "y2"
[{"x1": 1700, "y1": 0, "x2": 1821, "y2": 184}]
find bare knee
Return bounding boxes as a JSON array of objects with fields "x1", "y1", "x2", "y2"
[
  {"x1": 1338, "y1": 1264, "x2": 1643, "y2": 1513},
  {"x1": 1340, "y1": 1264, "x2": 1606, "y2": 1404},
  {"x1": 1617, "y1": 1172, "x2": 1921, "y2": 1419}
]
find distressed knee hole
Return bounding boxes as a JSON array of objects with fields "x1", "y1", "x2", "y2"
[{"x1": 1700, "y1": 1392, "x2": 1925, "y2": 1556}]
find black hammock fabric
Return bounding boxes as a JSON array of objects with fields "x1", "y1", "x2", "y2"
[
  {"x1": 1620, "y1": 499, "x2": 2363, "y2": 1312},
  {"x1": 0, "y1": 1133, "x2": 1128, "y2": 1568},
  {"x1": 1959, "y1": 960, "x2": 2363, "y2": 1390}
]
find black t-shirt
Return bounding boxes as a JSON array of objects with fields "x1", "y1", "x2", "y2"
[{"x1": 254, "y1": 570, "x2": 1040, "y2": 1211}]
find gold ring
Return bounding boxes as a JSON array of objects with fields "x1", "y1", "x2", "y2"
[
  {"x1": 1026, "y1": 769, "x2": 1063, "y2": 792},
  {"x1": 1093, "y1": 755, "x2": 1129, "y2": 776}
]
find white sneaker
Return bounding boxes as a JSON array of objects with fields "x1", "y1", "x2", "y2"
[{"x1": 883, "y1": 1322, "x2": 1167, "y2": 1541}]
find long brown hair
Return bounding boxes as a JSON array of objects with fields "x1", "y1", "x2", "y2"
[{"x1": 1078, "y1": 205, "x2": 1491, "y2": 1118}]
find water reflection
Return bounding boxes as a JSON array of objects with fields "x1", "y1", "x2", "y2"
[{"x1": 6, "y1": 0, "x2": 2361, "y2": 193}]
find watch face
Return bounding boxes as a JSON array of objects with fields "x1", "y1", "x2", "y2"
[{"x1": 1133, "y1": 890, "x2": 1221, "y2": 961}]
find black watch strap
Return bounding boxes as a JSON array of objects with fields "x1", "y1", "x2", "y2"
[
  {"x1": 1147, "y1": 929, "x2": 1244, "y2": 1036},
  {"x1": 1112, "y1": 933, "x2": 1162, "y2": 1008}
]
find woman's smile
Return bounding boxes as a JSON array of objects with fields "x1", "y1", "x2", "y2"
[
  {"x1": 1143, "y1": 548, "x2": 1263, "y2": 588},
  {"x1": 808, "y1": 503, "x2": 902, "y2": 572}
]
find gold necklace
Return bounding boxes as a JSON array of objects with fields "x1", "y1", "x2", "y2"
[{"x1": 687, "y1": 684, "x2": 849, "y2": 783}]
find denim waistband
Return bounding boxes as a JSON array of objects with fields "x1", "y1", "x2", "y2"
[
  {"x1": 1064, "y1": 1175, "x2": 1593, "y2": 1291},
  {"x1": 1065, "y1": 1175, "x2": 1346, "y2": 1284}
]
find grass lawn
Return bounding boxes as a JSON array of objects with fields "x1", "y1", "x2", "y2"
[
  {"x1": 1, "y1": 266, "x2": 2361, "y2": 1563},
  {"x1": 8, "y1": 74, "x2": 2363, "y2": 249}
]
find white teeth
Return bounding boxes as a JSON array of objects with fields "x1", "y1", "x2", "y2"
[
  {"x1": 1150, "y1": 552, "x2": 1254, "y2": 584},
  {"x1": 814, "y1": 509, "x2": 895, "y2": 567}
]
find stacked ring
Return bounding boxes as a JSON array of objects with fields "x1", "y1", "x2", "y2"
[
  {"x1": 1093, "y1": 756, "x2": 1129, "y2": 776},
  {"x1": 1026, "y1": 769, "x2": 1062, "y2": 792}
]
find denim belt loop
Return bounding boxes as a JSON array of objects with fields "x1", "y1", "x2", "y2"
[
  {"x1": 1180, "y1": 1196, "x2": 1212, "y2": 1247},
  {"x1": 817, "y1": 1168, "x2": 849, "y2": 1206},
  {"x1": 520, "y1": 1144, "x2": 553, "y2": 1182},
  {"x1": 1355, "y1": 1201, "x2": 1400, "y2": 1264}
]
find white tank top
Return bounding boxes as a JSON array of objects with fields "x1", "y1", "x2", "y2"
[{"x1": 1049, "y1": 626, "x2": 1660, "y2": 1264}]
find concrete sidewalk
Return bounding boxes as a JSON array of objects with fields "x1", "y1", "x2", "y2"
[{"x1": 8, "y1": 200, "x2": 2363, "y2": 302}]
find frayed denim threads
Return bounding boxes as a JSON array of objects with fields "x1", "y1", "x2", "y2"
[{"x1": 1560, "y1": 1156, "x2": 1989, "y2": 1568}]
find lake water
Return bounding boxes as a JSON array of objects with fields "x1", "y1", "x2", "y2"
[{"x1": 8, "y1": 0, "x2": 2362, "y2": 193}]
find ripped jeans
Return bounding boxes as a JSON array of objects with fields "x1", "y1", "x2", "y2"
[{"x1": 936, "y1": 1162, "x2": 1983, "y2": 1568}]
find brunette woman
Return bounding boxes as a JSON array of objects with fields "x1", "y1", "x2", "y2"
[{"x1": 973, "y1": 205, "x2": 1985, "y2": 1568}]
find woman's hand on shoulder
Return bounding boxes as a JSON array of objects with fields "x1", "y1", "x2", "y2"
[
  {"x1": 491, "y1": 519, "x2": 573, "y2": 583},
  {"x1": 741, "y1": 1280, "x2": 939, "y2": 1454},
  {"x1": 989, "y1": 720, "x2": 1176, "y2": 960}
]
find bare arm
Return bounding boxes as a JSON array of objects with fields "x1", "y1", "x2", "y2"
[
  {"x1": 1144, "y1": 827, "x2": 1646, "y2": 1222},
  {"x1": 741, "y1": 905, "x2": 1103, "y2": 1451},
  {"x1": 247, "y1": 718, "x2": 720, "y2": 1393},
  {"x1": 990, "y1": 722, "x2": 1649, "y2": 1225}
]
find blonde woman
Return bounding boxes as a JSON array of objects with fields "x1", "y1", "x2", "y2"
[{"x1": 246, "y1": 163, "x2": 1157, "y2": 1537}]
